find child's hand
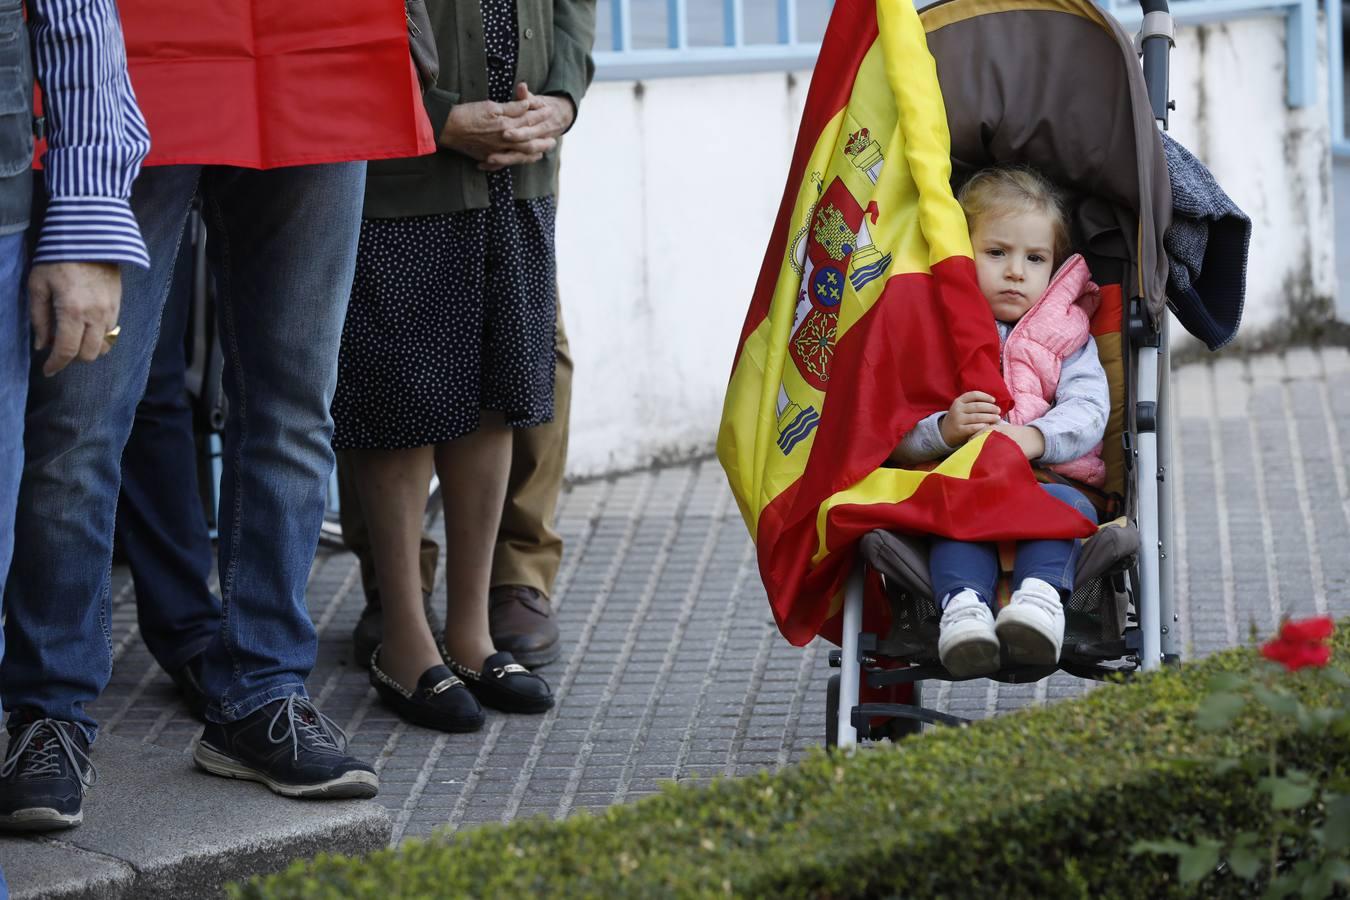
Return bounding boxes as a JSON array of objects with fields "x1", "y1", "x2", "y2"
[
  {"x1": 939, "y1": 391, "x2": 1001, "y2": 447},
  {"x1": 989, "y1": 423, "x2": 1046, "y2": 460}
]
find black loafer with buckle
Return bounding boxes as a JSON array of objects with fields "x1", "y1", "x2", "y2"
[
  {"x1": 442, "y1": 650, "x2": 554, "y2": 714},
  {"x1": 370, "y1": 648, "x2": 485, "y2": 733}
]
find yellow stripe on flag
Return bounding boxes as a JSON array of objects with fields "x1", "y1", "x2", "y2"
[{"x1": 811, "y1": 430, "x2": 988, "y2": 565}]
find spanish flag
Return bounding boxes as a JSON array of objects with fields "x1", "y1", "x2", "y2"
[{"x1": 718, "y1": 0, "x2": 1097, "y2": 647}]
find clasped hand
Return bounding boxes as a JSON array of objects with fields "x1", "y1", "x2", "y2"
[
  {"x1": 939, "y1": 390, "x2": 1046, "y2": 460},
  {"x1": 438, "y1": 82, "x2": 574, "y2": 172}
]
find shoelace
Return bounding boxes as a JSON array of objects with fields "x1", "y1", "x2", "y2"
[
  {"x1": 942, "y1": 593, "x2": 991, "y2": 624},
  {"x1": 0, "y1": 719, "x2": 97, "y2": 788},
  {"x1": 266, "y1": 696, "x2": 350, "y2": 762}
]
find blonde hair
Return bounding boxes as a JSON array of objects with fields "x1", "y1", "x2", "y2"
[{"x1": 957, "y1": 166, "x2": 1070, "y2": 264}]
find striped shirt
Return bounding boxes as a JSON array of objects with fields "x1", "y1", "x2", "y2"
[{"x1": 29, "y1": 0, "x2": 151, "y2": 268}]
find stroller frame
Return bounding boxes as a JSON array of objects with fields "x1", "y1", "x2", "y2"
[{"x1": 831, "y1": 0, "x2": 1181, "y2": 751}]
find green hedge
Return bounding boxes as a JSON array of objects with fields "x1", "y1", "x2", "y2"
[{"x1": 235, "y1": 622, "x2": 1350, "y2": 899}]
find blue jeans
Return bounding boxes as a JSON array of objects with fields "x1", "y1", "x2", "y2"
[
  {"x1": 2, "y1": 163, "x2": 366, "y2": 737},
  {"x1": 0, "y1": 232, "x2": 24, "y2": 898},
  {"x1": 115, "y1": 227, "x2": 221, "y2": 675},
  {"x1": 0, "y1": 231, "x2": 27, "y2": 693},
  {"x1": 930, "y1": 482, "x2": 1098, "y2": 607}
]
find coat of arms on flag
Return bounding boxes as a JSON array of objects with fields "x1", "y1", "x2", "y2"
[{"x1": 717, "y1": 0, "x2": 1096, "y2": 647}]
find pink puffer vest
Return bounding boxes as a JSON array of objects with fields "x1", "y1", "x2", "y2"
[{"x1": 1002, "y1": 254, "x2": 1107, "y2": 488}]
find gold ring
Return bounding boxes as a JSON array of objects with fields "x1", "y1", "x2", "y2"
[{"x1": 102, "y1": 325, "x2": 121, "y2": 348}]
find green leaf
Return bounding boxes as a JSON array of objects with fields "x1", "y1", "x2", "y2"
[
  {"x1": 1266, "y1": 873, "x2": 1301, "y2": 900},
  {"x1": 1260, "y1": 775, "x2": 1316, "y2": 811},
  {"x1": 1130, "y1": 838, "x2": 1194, "y2": 858},
  {"x1": 1208, "y1": 672, "x2": 1247, "y2": 693},
  {"x1": 1323, "y1": 795, "x2": 1350, "y2": 852},
  {"x1": 1300, "y1": 862, "x2": 1336, "y2": 900},
  {"x1": 1197, "y1": 692, "x2": 1246, "y2": 731},
  {"x1": 1227, "y1": 844, "x2": 1264, "y2": 880},
  {"x1": 1253, "y1": 684, "x2": 1301, "y2": 718},
  {"x1": 1178, "y1": 841, "x2": 1222, "y2": 885}
]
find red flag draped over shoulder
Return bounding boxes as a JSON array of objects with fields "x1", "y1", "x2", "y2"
[
  {"x1": 717, "y1": 0, "x2": 1096, "y2": 647},
  {"x1": 120, "y1": 0, "x2": 434, "y2": 168}
]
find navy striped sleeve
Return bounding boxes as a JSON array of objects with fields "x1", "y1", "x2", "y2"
[{"x1": 28, "y1": 0, "x2": 151, "y2": 269}]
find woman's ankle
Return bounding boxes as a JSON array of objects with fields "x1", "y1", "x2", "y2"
[
  {"x1": 376, "y1": 627, "x2": 442, "y2": 685},
  {"x1": 440, "y1": 634, "x2": 496, "y2": 670}
]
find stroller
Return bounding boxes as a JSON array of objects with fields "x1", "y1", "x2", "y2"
[{"x1": 827, "y1": 0, "x2": 1181, "y2": 750}]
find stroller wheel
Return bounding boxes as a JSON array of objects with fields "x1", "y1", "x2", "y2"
[{"x1": 825, "y1": 674, "x2": 840, "y2": 750}]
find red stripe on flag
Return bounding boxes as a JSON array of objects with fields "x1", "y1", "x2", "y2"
[
  {"x1": 785, "y1": 257, "x2": 1010, "y2": 528},
  {"x1": 730, "y1": 0, "x2": 880, "y2": 370}
]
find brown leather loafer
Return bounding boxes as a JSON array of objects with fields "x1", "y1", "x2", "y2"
[{"x1": 488, "y1": 585, "x2": 561, "y2": 669}]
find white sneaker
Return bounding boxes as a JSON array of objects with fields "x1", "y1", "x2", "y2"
[
  {"x1": 996, "y1": 578, "x2": 1066, "y2": 666},
  {"x1": 937, "y1": 590, "x2": 1000, "y2": 677}
]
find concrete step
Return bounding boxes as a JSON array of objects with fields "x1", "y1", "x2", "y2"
[{"x1": 0, "y1": 734, "x2": 390, "y2": 900}]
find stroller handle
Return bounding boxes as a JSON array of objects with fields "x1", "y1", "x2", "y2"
[{"x1": 1138, "y1": 0, "x2": 1174, "y2": 127}]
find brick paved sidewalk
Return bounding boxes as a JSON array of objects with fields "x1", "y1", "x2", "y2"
[{"x1": 91, "y1": 346, "x2": 1350, "y2": 844}]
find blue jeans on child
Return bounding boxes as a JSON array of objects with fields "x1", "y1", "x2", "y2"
[
  {"x1": 929, "y1": 482, "x2": 1098, "y2": 607},
  {"x1": 2, "y1": 163, "x2": 366, "y2": 739}
]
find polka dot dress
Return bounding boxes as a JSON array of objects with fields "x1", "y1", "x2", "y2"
[{"x1": 332, "y1": 0, "x2": 557, "y2": 450}]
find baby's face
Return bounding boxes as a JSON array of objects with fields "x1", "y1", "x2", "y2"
[{"x1": 970, "y1": 210, "x2": 1056, "y2": 323}]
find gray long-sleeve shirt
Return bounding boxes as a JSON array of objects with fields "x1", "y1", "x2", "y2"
[{"x1": 893, "y1": 321, "x2": 1110, "y2": 466}]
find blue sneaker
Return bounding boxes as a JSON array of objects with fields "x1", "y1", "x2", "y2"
[
  {"x1": 0, "y1": 717, "x2": 95, "y2": 831},
  {"x1": 193, "y1": 695, "x2": 378, "y2": 799}
]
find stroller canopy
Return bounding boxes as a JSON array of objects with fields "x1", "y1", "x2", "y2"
[{"x1": 921, "y1": 0, "x2": 1172, "y2": 317}]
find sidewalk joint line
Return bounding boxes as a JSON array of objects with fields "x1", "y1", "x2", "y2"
[
  {"x1": 1277, "y1": 368, "x2": 1327, "y2": 616},
  {"x1": 1204, "y1": 363, "x2": 1241, "y2": 646},
  {"x1": 1237, "y1": 363, "x2": 1282, "y2": 630},
  {"x1": 672, "y1": 538, "x2": 756, "y2": 781},
  {"x1": 446, "y1": 717, "x2": 505, "y2": 835},
  {"x1": 391, "y1": 732, "x2": 450, "y2": 844},
  {"x1": 612, "y1": 477, "x2": 729, "y2": 804},
  {"x1": 777, "y1": 637, "x2": 821, "y2": 769},
  {"x1": 495, "y1": 478, "x2": 630, "y2": 823},
  {"x1": 554, "y1": 467, "x2": 696, "y2": 819}
]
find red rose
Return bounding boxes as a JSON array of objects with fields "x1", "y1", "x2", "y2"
[
  {"x1": 1278, "y1": 616, "x2": 1334, "y2": 643},
  {"x1": 1260, "y1": 617, "x2": 1335, "y2": 672}
]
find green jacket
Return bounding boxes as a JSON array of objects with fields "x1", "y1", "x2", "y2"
[{"x1": 364, "y1": 0, "x2": 596, "y2": 218}]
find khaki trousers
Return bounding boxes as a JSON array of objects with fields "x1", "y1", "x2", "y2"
[{"x1": 336, "y1": 301, "x2": 572, "y2": 603}]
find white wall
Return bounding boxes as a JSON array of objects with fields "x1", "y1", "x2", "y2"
[
  {"x1": 557, "y1": 17, "x2": 1333, "y2": 478},
  {"x1": 1165, "y1": 18, "x2": 1335, "y2": 338}
]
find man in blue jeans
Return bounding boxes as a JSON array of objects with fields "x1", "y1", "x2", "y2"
[
  {"x1": 0, "y1": 0, "x2": 150, "y2": 846},
  {"x1": 0, "y1": 3, "x2": 434, "y2": 830},
  {"x1": 1, "y1": 165, "x2": 381, "y2": 825}
]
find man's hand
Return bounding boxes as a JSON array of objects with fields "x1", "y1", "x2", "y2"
[
  {"x1": 437, "y1": 96, "x2": 535, "y2": 159},
  {"x1": 29, "y1": 262, "x2": 122, "y2": 377},
  {"x1": 938, "y1": 390, "x2": 1001, "y2": 447},
  {"x1": 478, "y1": 83, "x2": 572, "y2": 172},
  {"x1": 989, "y1": 423, "x2": 1046, "y2": 460}
]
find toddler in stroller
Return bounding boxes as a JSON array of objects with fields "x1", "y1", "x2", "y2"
[{"x1": 890, "y1": 166, "x2": 1108, "y2": 678}]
